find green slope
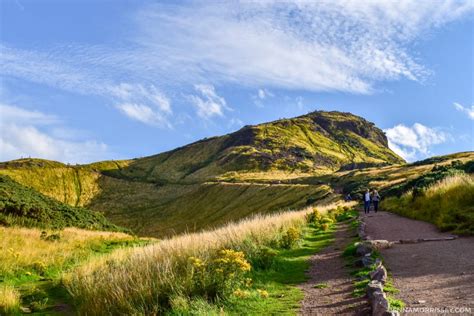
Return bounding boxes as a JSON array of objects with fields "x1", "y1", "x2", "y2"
[
  {"x1": 108, "y1": 111, "x2": 404, "y2": 183},
  {"x1": 3, "y1": 111, "x2": 469, "y2": 238},
  {"x1": 0, "y1": 174, "x2": 125, "y2": 231}
]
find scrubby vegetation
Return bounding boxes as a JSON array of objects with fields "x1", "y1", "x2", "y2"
[
  {"x1": 0, "y1": 175, "x2": 125, "y2": 232},
  {"x1": 64, "y1": 203, "x2": 353, "y2": 314},
  {"x1": 382, "y1": 174, "x2": 474, "y2": 235}
]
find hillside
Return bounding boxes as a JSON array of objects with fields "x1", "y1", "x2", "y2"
[
  {"x1": 0, "y1": 174, "x2": 124, "y2": 232},
  {"x1": 106, "y1": 111, "x2": 404, "y2": 183},
  {"x1": 0, "y1": 111, "x2": 472, "y2": 237}
]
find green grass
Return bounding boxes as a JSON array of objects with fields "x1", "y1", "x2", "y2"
[
  {"x1": 382, "y1": 174, "x2": 474, "y2": 235},
  {"x1": 221, "y1": 225, "x2": 335, "y2": 315}
]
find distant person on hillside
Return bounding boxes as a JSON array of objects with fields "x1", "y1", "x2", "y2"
[
  {"x1": 345, "y1": 193, "x2": 352, "y2": 201},
  {"x1": 371, "y1": 189, "x2": 381, "y2": 213},
  {"x1": 364, "y1": 189, "x2": 371, "y2": 214}
]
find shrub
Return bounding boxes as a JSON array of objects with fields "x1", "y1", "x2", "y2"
[
  {"x1": 249, "y1": 246, "x2": 278, "y2": 270},
  {"x1": 305, "y1": 208, "x2": 322, "y2": 225},
  {"x1": 279, "y1": 226, "x2": 301, "y2": 249},
  {"x1": 188, "y1": 249, "x2": 251, "y2": 299}
]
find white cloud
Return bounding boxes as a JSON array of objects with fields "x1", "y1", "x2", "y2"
[
  {"x1": 1, "y1": 1, "x2": 472, "y2": 105},
  {"x1": 116, "y1": 103, "x2": 171, "y2": 128},
  {"x1": 453, "y1": 102, "x2": 474, "y2": 120},
  {"x1": 0, "y1": 103, "x2": 110, "y2": 163},
  {"x1": 189, "y1": 84, "x2": 229, "y2": 119},
  {"x1": 0, "y1": 103, "x2": 58, "y2": 125},
  {"x1": 257, "y1": 89, "x2": 273, "y2": 100},
  {"x1": 385, "y1": 123, "x2": 448, "y2": 161}
]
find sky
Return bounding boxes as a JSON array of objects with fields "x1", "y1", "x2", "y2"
[{"x1": 0, "y1": 0, "x2": 473, "y2": 163}]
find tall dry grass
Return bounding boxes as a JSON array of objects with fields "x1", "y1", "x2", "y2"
[
  {"x1": 0, "y1": 227, "x2": 134, "y2": 279},
  {"x1": 0, "y1": 285, "x2": 21, "y2": 314},
  {"x1": 382, "y1": 174, "x2": 474, "y2": 234},
  {"x1": 65, "y1": 202, "x2": 353, "y2": 315}
]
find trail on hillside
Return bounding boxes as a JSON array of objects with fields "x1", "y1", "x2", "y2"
[
  {"x1": 363, "y1": 211, "x2": 474, "y2": 311},
  {"x1": 299, "y1": 223, "x2": 368, "y2": 315}
]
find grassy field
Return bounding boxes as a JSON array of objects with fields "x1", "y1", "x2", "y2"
[
  {"x1": 64, "y1": 202, "x2": 354, "y2": 315},
  {"x1": 382, "y1": 174, "x2": 474, "y2": 235},
  {"x1": 0, "y1": 227, "x2": 151, "y2": 314}
]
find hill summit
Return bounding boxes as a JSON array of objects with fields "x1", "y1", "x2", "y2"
[
  {"x1": 111, "y1": 111, "x2": 404, "y2": 183},
  {"x1": 0, "y1": 110, "x2": 410, "y2": 236}
]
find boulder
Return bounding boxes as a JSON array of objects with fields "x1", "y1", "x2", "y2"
[
  {"x1": 355, "y1": 242, "x2": 372, "y2": 256},
  {"x1": 370, "y1": 265, "x2": 388, "y2": 284},
  {"x1": 367, "y1": 240, "x2": 393, "y2": 250},
  {"x1": 371, "y1": 290, "x2": 390, "y2": 316},
  {"x1": 367, "y1": 280, "x2": 384, "y2": 300}
]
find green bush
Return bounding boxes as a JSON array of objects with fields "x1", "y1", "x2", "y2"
[{"x1": 279, "y1": 227, "x2": 301, "y2": 249}]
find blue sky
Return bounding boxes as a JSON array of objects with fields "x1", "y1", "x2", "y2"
[{"x1": 1, "y1": 0, "x2": 473, "y2": 163}]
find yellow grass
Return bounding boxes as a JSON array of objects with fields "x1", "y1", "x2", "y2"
[
  {"x1": 382, "y1": 174, "x2": 474, "y2": 235},
  {"x1": 0, "y1": 285, "x2": 20, "y2": 314},
  {"x1": 65, "y1": 201, "x2": 354, "y2": 314},
  {"x1": 0, "y1": 227, "x2": 134, "y2": 278},
  {"x1": 424, "y1": 173, "x2": 473, "y2": 197}
]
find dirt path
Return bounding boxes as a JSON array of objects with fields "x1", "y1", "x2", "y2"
[
  {"x1": 363, "y1": 211, "x2": 474, "y2": 313},
  {"x1": 299, "y1": 223, "x2": 369, "y2": 315}
]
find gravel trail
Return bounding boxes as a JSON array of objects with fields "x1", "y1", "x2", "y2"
[
  {"x1": 363, "y1": 211, "x2": 474, "y2": 314},
  {"x1": 299, "y1": 223, "x2": 369, "y2": 315}
]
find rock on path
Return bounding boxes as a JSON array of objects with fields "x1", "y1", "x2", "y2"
[
  {"x1": 299, "y1": 224, "x2": 368, "y2": 315},
  {"x1": 362, "y1": 211, "x2": 474, "y2": 313}
]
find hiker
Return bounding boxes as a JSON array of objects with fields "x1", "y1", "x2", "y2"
[
  {"x1": 364, "y1": 189, "x2": 371, "y2": 214},
  {"x1": 371, "y1": 189, "x2": 381, "y2": 213},
  {"x1": 345, "y1": 193, "x2": 352, "y2": 201}
]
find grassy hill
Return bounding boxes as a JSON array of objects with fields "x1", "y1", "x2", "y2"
[
  {"x1": 107, "y1": 111, "x2": 404, "y2": 184},
  {"x1": 0, "y1": 111, "x2": 472, "y2": 237}
]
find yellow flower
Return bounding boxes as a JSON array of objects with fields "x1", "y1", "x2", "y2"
[
  {"x1": 233, "y1": 289, "x2": 249, "y2": 298},
  {"x1": 257, "y1": 289, "x2": 269, "y2": 299}
]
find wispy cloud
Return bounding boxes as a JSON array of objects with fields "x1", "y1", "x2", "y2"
[
  {"x1": 0, "y1": 103, "x2": 111, "y2": 163},
  {"x1": 189, "y1": 84, "x2": 230, "y2": 119},
  {"x1": 453, "y1": 102, "x2": 474, "y2": 120},
  {"x1": 385, "y1": 123, "x2": 449, "y2": 161},
  {"x1": 1, "y1": 1, "x2": 472, "y2": 102}
]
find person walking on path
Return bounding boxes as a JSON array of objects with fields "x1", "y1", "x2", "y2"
[
  {"x1": 371, "y1": 189, "x2": 381, "y2": 213},
  {"x1": 364, "y1": 189, "x2": 371, "y2": 214}
]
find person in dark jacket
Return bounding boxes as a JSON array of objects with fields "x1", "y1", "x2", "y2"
[{"x1": 371, "y1": 189, "x2": 381, "y2": 213}]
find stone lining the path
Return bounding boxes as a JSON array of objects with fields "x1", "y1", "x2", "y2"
[{"x1": 357, "y1": 218, "x2": 399, "y2": 316}]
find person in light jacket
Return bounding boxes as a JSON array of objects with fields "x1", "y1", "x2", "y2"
[
  {"x1": 364, "y1": 189, "x2": 371, "y2": 214},
  {"x1": 371, "y1": 189, "x2": 381, "y2": 213}
]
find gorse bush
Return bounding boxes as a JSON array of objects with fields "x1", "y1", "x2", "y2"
[
  {"x1": 279, "y1": 226, "x2": 301, "y2": 249},
  {"x1": 187, "y1": 249, "x2": 251, "y2": 299}
]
